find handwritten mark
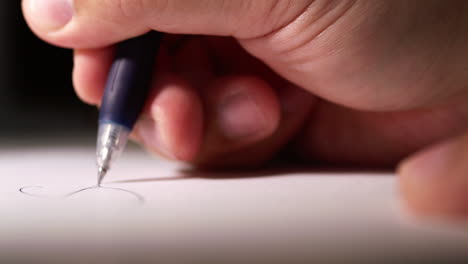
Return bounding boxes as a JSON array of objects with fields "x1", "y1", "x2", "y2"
[{"x1": 20, "y1": 185, "x2": 145, "y2": 205}]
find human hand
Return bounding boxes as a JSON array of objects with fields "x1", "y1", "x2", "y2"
[{"x1": 22, "y1": 0, "x2": 468, "y2": 218}]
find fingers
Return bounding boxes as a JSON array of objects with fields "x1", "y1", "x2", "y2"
[
  {"x1": 131, "y1": 73, "x2": 315, "y2": 167},
  {"x1": 194, "y1": 80, "x2": 316, "y2": 168},
  {"x1": 132, "y1": 75, "x2": 282, "y2": 164},
  {"x1": 193, "y1": 76, "x2": 281, "y2": 166},
  {"x1": 293, "y1": 100, "x2": 468, "y2": 166},
  {"x1": 204, "y1": 76, "x2": 279, "y2": 143},
  {"x1": 133, "y1": 76, "x2": 204, "y2": 161},
  {"x1": 73, "y1": 34, "x2": 174, "y2": 105},
  {"x1": 73, "y1": 35, "x2": 316, "y2": 167},
  {"x1": 73, "y1": 48, "x2": 114, "y2": 105},
  {"x1": 22, "y1": 0, "x2": 312, "y2": 48},
  {"x1": 398, "y1": 132, "x2": 468, "y2": 219}
]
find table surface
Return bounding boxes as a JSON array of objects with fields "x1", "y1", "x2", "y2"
[{"x1": 1, "y1": 145, "x2": 467, "y2": 263}]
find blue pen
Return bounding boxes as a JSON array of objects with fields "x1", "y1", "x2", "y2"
[{"x1": 96, "y1": 31, "x2": 162, "y2": 186}]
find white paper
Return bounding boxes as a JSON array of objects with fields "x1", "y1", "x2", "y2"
[{"x1": 1, "y1": 145, "x2": 467, "y2": 263}]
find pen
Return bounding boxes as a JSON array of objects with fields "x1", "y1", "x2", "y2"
[{"x1": 96, "y1": 31, "x2": 163, "y2": 186}]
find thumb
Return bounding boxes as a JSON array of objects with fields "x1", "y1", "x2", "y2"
[
  {"x1": 22, "y1": 0, "x2": 311, "y2": 48},
  {"x1": 398, "y1": 132, "x2": 468, "y2": 220}
]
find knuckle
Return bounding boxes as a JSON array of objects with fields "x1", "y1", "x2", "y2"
[
  {"x1": 113, "y1": 0, "x2": 168, "y2": 18},
  {"x1": 112, "y1": 0, "x2": 167, "y2": 18},
  {"x1": 115, "y1": 0, "x2": 145, "y2": 18},
  {"x1": 262, "y1": 0, "x2": 358, "y2": 54},
  {"x1": 235, "y1": 0, "x2": 311, "y2": 38}
]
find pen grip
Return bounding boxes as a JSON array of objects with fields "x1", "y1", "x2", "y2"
[{"x1": 99, "y1": 31, "x2": 162, "y2": 130}]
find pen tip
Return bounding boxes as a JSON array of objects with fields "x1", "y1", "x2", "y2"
[{"x1": 97, "y1": 167, "x2": 107, "y2": 187}]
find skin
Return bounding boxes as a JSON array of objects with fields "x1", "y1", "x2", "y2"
[{"x1": 22, "y1": 0, "x2": 468, "y2": 219}]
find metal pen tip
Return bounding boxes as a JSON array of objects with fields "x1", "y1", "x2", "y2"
[{"x1": 97, "y1": 167, "x2": 107, "y2": 187}]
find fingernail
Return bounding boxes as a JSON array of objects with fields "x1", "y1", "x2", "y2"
[
  {"x1": 135, "y1": 117, "x2": 175, "y2": 159},
  {"x1": 28, "y1": 0, "x2": 74, "y2": 31},
  {"x1": 218, "y1": 91, "x2": 267, "y2": 140}
]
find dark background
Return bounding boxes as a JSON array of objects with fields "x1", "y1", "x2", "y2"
[{"x1": 0, "y1": 1, "x2": 96, "y2": 141}]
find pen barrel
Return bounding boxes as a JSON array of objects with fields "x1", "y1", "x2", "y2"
[{"x1": 99, "y1": 31, "x2": 162, "y2": 130}]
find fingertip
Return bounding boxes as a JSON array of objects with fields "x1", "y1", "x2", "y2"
[
  {"x1": 23, "y1": 0, "x2": 148, "y2": 49},
  {"x1": 135, "y1": 77, "x2": 203, "y2": 162},
  {"x1": 153, "y1": 81, "x2": 204, "y2": 161},
  {"x1": 73, "y1": 48, "x2": 114, "y2": 105},
  {"x1": 22, "y1": 0, "x2": 73, "y2": 37},
  {"x1": 22, "y1": 0, "x2": 79, "y2": 48},
  {"x1": 398, "y1": 133, "x2": 468, "y2": 219}
]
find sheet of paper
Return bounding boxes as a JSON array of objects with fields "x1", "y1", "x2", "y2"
[{"x1": 1, "y1": 144, "x2": 467, "y2": 263}]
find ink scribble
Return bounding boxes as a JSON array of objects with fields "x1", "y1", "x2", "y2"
[{"x1": 19, "y1": 185, "x2": 145, "y2": 205}]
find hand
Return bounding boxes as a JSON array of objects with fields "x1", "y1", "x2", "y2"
[{"x1": 22, "y1": 0, "x2": 468, "y2": 219}]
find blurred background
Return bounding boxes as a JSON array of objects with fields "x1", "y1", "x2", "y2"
[{"x1": 0, "y1": 1, "x2": 96, "y2": 144}]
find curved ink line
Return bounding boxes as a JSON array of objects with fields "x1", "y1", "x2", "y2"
[
  {"x1": 19, "y1": 186, "x2": 55, "y2": 198},
  {"x1": 65, "y1": 186, "x2": 145, "y2": 204},
  {"x1": 19, "y1": 185, "x2": 145, "y2": 205}
]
